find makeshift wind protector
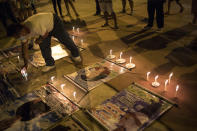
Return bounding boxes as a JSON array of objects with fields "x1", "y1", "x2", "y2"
[{"x1": 87, "y1": 83, "x2": 173, "y2": 131}]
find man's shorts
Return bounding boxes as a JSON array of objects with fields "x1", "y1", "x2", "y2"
[{"x1": 99, "y1": 0, "x2": 114, "y2": 14}]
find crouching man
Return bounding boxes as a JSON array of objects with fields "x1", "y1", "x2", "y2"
[{"x1": 7, "y1": 12, "x2": 82, "y2": 72}]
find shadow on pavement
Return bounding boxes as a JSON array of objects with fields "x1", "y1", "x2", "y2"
[{"x1": 153, "y1": 38, "x2": 197, "y2": 75}]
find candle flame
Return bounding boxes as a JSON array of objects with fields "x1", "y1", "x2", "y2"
[
  {"x1": 165, "y1": 79, "x2": 168, "y2": 85},
  {"x1": 147, "y1": 72, "x2": 151, "y2": 76},
  {"x1": 176, "y1": 85, "x2": 179, "y2": 92},
  {"x1": 155, "y1": 75, "x2": 159, "y2": 82},
  {"x1": 110, "y1": 49, "x2": 112, "y2": 55},
  {"x1": 51, "y1": 76, "x2": 55, "y2": 81},
  {"x1": 81, "y1": 39, "x2": 83, "y2": 44},
  {"x1": 120, "y1": 52, "x2": 122, "y2": 59},
  {"x1": 169, "y1": 72, "x2": 173, "y2": 78},
  {"x1": 73, "y1": 92, "x2": 76, "y2": 97},
  {"x1": 130, "y1": 56, "x2": 132, "y2": 63},
  {"x1": 61, "y1": 84, "x2": 65, "y2": 88},
  {"x1": 72, "y1": 26, "x2": 75, "y2": 31}
]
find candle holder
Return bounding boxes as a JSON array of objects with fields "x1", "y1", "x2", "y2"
[
  {"x1": 152, "y1": 75, "x2": 160, "y2": 87},
  {"x1": 125, "y1": 56, "x2": 135, "y2": 69},
  {"x1": 116, "y1": 52, "x2": 126, "y2": 64},
  {"x1": 106, "y1": 49, "x2": 116, "y2": 60}
]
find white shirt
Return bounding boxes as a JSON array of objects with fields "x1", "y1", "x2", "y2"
[{"x1": 21, "y1": 12, "x2": 54, "y2": 42}]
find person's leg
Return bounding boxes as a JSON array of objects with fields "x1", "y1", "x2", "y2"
[
  {"x1": 57, "y1": 0, "x2": 63, "y2": 17},
  {"x1": 52, "y1": 15, "x2": 80, "y2": 57},
  {"x1": 147, "y1": 0, "x2": 155, "y2": 27},
  {"x1": 31, "y1": 2, "x2": 37, "y2": 14},
  {"x1": 166, "y1": 0, "x2": 171, "y2": 14},
  {"x1": 5, "y1": 2, "x2": 18, "y2": 23},
  {"x1": 52, "y1": 0, "x2": 58, "y2": 15},
  {"x1": 64, "y1": 0, "x2": 71, "y2": 16},
  {"x1": 95, "y1": 0, "x2": 101, "y2": 15},
  {"x1": 192, "y1": 14, "x2": 197, "y2": 24},
  {"x1": 102, "y1": 11, "x2": 109, "y2": 27},
  {"x1": 176, "y1": 0, "x2": 184, "y2": 13},
  {"x1": 156, "y1": 0, "x2": 164, "y2": 28},
  {"x1": 122, "y1": 0, "x2": 126, "y2": 13},
  {"x1": 68, "y1": 0, "x2": 79, "y2": 17},
  {"x1": 39, "y1": 35, "x2": 55, "y2": 66},
  {"x1": 128, "y1": 0, "x2": 134, "y2": 15},
  {"x1": 112, "y1": 12, "x2": 118, "y2": 29}
]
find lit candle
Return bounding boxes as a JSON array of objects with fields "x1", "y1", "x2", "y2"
[
  {"x1": 169, "y1": 72, "x2": 173, "y2": 84},
  {"x1": 164, "y1": 79, "x2": 168, "y2": 91},
  {"x1": 120, "y1": 52, "x2": 122, "y2": 59},
  {"x1": 21, "y1": 68, "x2": 28, "y2": 81},
  {"x1": 60, "y1": 84, "x2": 65, "y2": 90},
  {"x1": 146, "y1": 72, "x2": 151, "y2": 81},
  {"x1": 155, "y1": 75, "x2": 159, "y2": 82},
  {"x1": 77, "y1": 28, "x2": 80, "y2": 34},
  {"x1": 175, "y1": 85, "x2": 179, "y2": 97},
  {"x1": 17, "y1": 56, "x2": 20, "y2": 62},
  {"x1": 110, "y1": 49, "x2": 112, "y2": 55},
  {"x1": 51, "y1": 76, "x2": 55, "y2": 82},
  {"x1": 72, "y1": 36, "x2": 75, "y2": 41},
  {"x1": 129, "y1": 56, "x2": 132, "y2": 63},
  {"x1": 81, "y1": 39, "x2": 83, "y2": 44},
  {"x1": 72, "y1": 26, "x2": 75, "y2": 32},
  {"x1": 73, "y1": 91, "x2": 76, "y2": 99}
]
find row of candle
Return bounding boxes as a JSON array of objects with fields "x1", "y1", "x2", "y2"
[
  {"x1": 107, "y1": 50, "x2": 136, "y2": 69},
  {"x1": 51, "y1": 76, "x2": 77, "y2": 100},
  {"x1": 147, "y1": 72, "x2": 179, "y2": 97}
]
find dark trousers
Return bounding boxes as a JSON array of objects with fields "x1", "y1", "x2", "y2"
[
  {"x1": 52, "y1": 0, "x2": 63, "y2": 16},
  {"x1": 39, "y1": 14, "x2": 79, "y2": 66},
  {"x1": 147, "y1": 0, "x2": 164, "y2": 28},
  {"x1": 0, "y1": 2, "x2": 18, "y2": 29},
  {"x1": 95, "y1": 0, "x2": 100, "y2": 14}
]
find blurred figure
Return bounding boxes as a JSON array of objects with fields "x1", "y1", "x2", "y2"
[
  {"x1": 191, "y1": 0, "x2": 197, "y2": 25},
  {"x1": 144, "y1": 0, "x2": 165, "y2": 32},
  {"x1": 52, "y1": 0, "x2": 63, "y2": 17},
  {"x1": 121, "y1": 0, "x2": 134, "y2": 15},
  {"x1": 18, "y1": 0, "x2": 33, "y2": 21},
  {"x1": 94, "y1": 0, "x2": 101, "y2": 16},
  {"x1": 166, "y1": 0, "x2": 183, "y2": 15},
  {"x1": 63, "y1": 0, "x2": 79, "y2": 17},
  {"x1": 0, "y1": 0, "x2": 18, "y2": 34},
  {"x1": 99, "y1": 0, "x2": 118, "y2": 29},
  {"x1": 31, "y1": 0, "x2": 37, "y2": 14}
]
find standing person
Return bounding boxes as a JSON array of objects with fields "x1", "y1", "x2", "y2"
[
  {"x1": 7, "y1": 13, "x2": 82, "y2": 72},
  {"x1": 31, "y1": 0, "x2": 37, "y2": 14},
  {"x1": 0, "y1": 0, "x2": 18, "y2": 34},
  {"x1": 18, "y1": 0, "x2": 33, "y2": 21},
  {"x1": 144, "y1": 0, "x2": 165, "y2": 32},
  {"x1": 121, "y1": 0, "x2": 134, "y2": 15},
  {"x1": 52, "y1": 0, "x2": 63, "y2": 17},
  {"x1": 166, "y1": 0, "x2": 184, "y2": 15},
  {"x1": 94, "y1": 0, "x2": 101, "y2": 16},
  {"x1": 99, "y1": 0, "x2": 118, "y2": 29},
  {"x1": 63, "y1": 0, "x2": 79, "y2": 17},
  {"x1": 191, "y1": 0, "x2": 197, "y2": 24}
]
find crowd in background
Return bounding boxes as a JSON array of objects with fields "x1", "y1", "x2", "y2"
[{"x1": 0, "y1": 0, "x2": 197, "y2": 36}]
